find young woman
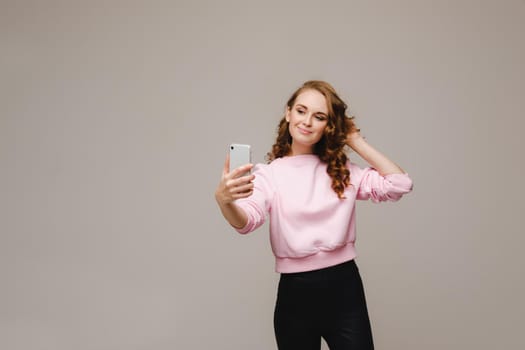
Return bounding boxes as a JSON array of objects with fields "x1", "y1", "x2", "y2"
[{"x1": 215, "y1": 80, "x2": 413, "y2": 349}]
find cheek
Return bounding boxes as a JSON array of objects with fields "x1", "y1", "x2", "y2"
[
  {"x1": 315, "y1": 122, "x2": 328, "y2": 133},
  {"x1": 287, "y1": 122, "x2": 295, "y2": 136},
  {"x1": 290, "y1": 112, "x2": 301, "y2": 123}
]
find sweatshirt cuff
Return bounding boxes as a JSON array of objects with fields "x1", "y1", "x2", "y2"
[
  {"x1": 384, "y1": 172, "x2": 414, "y2": 191},
  {"x1": 235, "y1": 222, "x2": 251, "y2": 235}
]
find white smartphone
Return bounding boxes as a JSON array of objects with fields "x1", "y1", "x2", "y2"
[{"x1": 229, "y1": 143, "x2": 252, "y2": 176}]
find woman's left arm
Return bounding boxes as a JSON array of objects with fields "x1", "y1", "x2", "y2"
[{"x1": 346, "y1": 120, "x2": 406, "y2": 176}]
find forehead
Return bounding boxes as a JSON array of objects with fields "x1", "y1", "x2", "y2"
[{"x1": 294, "y1": 89, "x2": 328, "y2": 113}]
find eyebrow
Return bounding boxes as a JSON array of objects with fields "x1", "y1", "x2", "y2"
[{"x1": 295, "y1": 104, "x2": 328, "y2": 117}]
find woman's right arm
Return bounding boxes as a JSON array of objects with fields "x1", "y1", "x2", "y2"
[{"x1": 215, "y1": 154, "x2": 255, "y2": 229}]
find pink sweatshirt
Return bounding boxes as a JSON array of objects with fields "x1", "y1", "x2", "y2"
[{"x1": 235, "y1": 154, "x2": 413, "y2": 273}]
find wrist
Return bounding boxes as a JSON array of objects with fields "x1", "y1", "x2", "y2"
[{"x1": 347, "y1": 134, "x2": 366, "y2": 150}]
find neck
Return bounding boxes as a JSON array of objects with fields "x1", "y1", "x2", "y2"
[{"x1": 289, "y1": 142, "x2": 313, "y2": 156}]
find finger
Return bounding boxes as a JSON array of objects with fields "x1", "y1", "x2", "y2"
[
  {"x1": 232, "y1": 189, "x2": 254, "y2": 199},
  {"x1": 228, "y1": 174, "x2": 255, "y2": 188},
  {"x1": 222, "y1": 153, "x2": 230, "y2": 176},
  {"x1": 229, "y1": 163, "x2": 254, "y2": 179},
  {"x1": 232, "y1": 182, "x2": 254, "y2": 194},
  {"x1": 226, "y1": 177, "x2": 254, "y2": 197},
  {"x1": 225, "y1": 176, "x2": 253, "y2": 194}
]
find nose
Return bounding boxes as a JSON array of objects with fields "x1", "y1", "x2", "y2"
[{"x1": 302, "y1": 113, "x2": 313, "y2": 126}]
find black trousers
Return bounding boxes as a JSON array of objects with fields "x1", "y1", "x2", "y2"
[{"x1": 274, "y1": 260, "x2": 374, "y2": 350}]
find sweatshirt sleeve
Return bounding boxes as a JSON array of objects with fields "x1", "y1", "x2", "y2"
[
  {"x1": 353, "y1": 165, "x2": 413, "y2": 203},
  {"x1": 234, "y1": 164, "x2": 274, "y2": 234}
]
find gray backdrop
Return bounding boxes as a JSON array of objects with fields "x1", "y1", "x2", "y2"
[{"x1": 1, "y1": 0, "x2": 524, "y2": 349}]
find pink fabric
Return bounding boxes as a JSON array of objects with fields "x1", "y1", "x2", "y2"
[{"x1": 235, "y1": 154, "x2": 413, "y2": 273}]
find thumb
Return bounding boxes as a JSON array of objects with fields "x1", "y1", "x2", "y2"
[{"x1": 222, "y1": 153, "x2": 230, "y2": 176}]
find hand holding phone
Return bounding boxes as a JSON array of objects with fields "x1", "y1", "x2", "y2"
[{"x1": 215, "y1": 144, "x2": 254, "y2": 207}]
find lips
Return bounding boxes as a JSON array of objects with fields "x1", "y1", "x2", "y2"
[{"x1": 297, "y1": 126, "x2": 312, "y2": 135}]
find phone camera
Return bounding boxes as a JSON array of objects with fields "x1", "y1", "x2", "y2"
[{"x1": 230, "y1": 146, "x2": 234, "y2": 150}]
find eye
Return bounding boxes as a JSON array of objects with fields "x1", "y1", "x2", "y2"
[
  {"x1": 296, "y1": 108, "x2": 305, "y2": 114},
  {"x1": 315, "y1": 115, "x2": 327, "y2": 121}
]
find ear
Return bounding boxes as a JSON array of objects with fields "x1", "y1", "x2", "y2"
[{"x1": 285, "y1": 107, "x2": 290, "y2": 122}]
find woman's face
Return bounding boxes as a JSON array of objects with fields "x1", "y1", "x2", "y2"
[{"x1": 286, "y1": 89, "x2": 329, "y2": 155}]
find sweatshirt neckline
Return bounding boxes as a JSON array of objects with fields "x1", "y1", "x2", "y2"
[
  {"x1": 283, "y1": 154, "x2": 318, "y2": 159},
  {"x1": 279, "y1": 154, "x2": 320, "y2": 164}
]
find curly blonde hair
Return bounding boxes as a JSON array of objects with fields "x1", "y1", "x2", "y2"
[{"x1": 266, "y1": 80, "x2": 358, "y2": 199}]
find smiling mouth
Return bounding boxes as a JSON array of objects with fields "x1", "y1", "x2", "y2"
[{"x1": 297, "y1": 127, "x2": 312, "y2": 134}]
